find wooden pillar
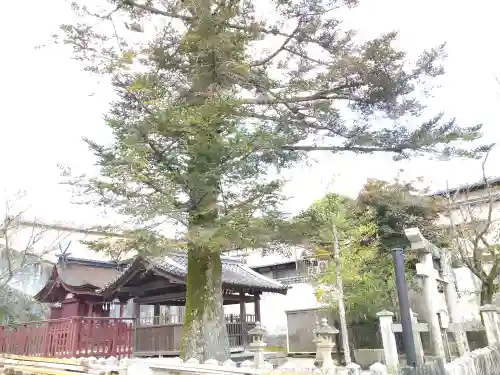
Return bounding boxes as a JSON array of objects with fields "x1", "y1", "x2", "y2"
[
  {"x1": 154, "y1": 304, "x2": 161, "y2": 324},
  {"x1": 119, "y1": 302, "x2": 125, "y2": 318},
  {"x1": 239, "y1": 291, "x2": 247, "y2": 347},
  {"x1": 254, "y1": 293, "x2": 261, "y2": 323},
  {"x1": 70, "y1": 317, "x2": 81, "y2": 357},
  {"x1": 132, "y1": 300, "x2": 141, "y2": 357},
  {"x1": 133, "y1": 301, "x2": 141, "y2": 321}
]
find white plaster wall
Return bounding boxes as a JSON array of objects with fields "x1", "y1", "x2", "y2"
[
  {"x1": 408, "y1": 268, "x2": 484, "y2": 323},
  {"x1": 453, "y1": 267, "x2": 483, "y2": 322}
]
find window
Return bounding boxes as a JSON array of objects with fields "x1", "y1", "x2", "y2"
[{"x1": 32, "y1": 263, "x2": 42, "y2": 277}]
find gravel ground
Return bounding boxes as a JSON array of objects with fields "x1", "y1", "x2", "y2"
[{"x1": 277, "y1": 358, "x2": 371, "y2": 374}]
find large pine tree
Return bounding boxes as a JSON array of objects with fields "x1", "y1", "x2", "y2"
[{"x1": 60, "y1": 0, "x2": 486, "y2": 361}]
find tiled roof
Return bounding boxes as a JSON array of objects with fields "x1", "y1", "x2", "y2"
[
  {"x1": 429, "y1": 176, "x2": 500, "y2": 197},
  {"x1": 160, "y1": 253, "x2": 287, "y2": 292},
  {"x1": 101, "y1": 252, "x2": 288, "y2": 295},
  {"x1": 57, "y1": 263, "x2": 122, "y2": 289},
  {"x1": 54, "y1": 256, "x2": 126, "y2": 289},
  {"x1": 34, "y1": 258, "x2": 126, "y2": 302}
]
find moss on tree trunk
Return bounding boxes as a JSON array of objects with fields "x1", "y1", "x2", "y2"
[{"x1": 181, "y1": 249, "x2": 230, "y2": 361}]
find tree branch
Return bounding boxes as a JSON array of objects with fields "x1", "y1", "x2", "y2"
[
  {"x1": 281, "y1": 144, "x2": 405, "y2": 153},
  {"x1": 241, "y1": 91, "x2": 368, "y2": 105},
  {"x1": 122, "y1": 0, "x2": 193, "y2": 22},
  {"x1": 249, "y1": 23, "x2": 301, "y2": 67}
]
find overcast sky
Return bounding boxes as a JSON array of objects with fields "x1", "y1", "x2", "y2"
[{"x1": 1, "y1": 0, "x2": 499, "y2": 231}]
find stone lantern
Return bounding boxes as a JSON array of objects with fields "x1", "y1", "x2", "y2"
[
  {"x1": 315, "y1": 318, "x2": 338, "y2": 371},
  {"x1": 248, "y1": 322, "x2": 267, "y2": 369}
]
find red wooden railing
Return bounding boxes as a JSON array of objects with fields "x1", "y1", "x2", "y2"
[{"x1": 0, "y1": 317, "x2": 133, "y2": 358}]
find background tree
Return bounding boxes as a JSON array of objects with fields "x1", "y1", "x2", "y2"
[
  {"x1": 58, "y1": 0, "x2": 486, "y2": 360},
  {"x1": 443, "y1": 151, "x2": 500, "y2": 305},
  {"x1": 297, "y1": 178, "x2": 446, "y2": 318},
  {"x1": 357, "y1": 177, "x2": 447, "y2": 252},
  {"x1": 0, "y1": 192, "x2": 72, "y2": 323},
  {"x1": 296, "y1": 194, "x2": 395, "y2": 320}
]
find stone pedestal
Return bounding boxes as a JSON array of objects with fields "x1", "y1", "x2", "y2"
[
  {"x1": 376, "y1": 310, "x2": 398, "y2": 374},
  {"x1": 479, "y1": 305, "x2": 500, "y2": 346}
]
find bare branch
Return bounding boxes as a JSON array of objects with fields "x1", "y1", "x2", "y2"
[
  {"x1": 0, "y1": 193, "x2": 77, "y2": 296},
  {"x1": 444, "y1": 181, "x2": 486, "y2": 280},
  {"x1": 443, "y1": 148, "x2": 500, "y2": 300}
]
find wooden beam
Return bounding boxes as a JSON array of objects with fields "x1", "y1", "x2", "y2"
[
  {"x1": 120, "y1": 280, "x2": 176, "y2": 294},
  {"x1": 138, "y1": 285, "x2": 186, "y2": 299},
  {"x1": 136, "y1": 291, "x2": 186, "y2": 304},
  {"x1": 136, "y1": 291, "x2": 256, "y2": 305},
  {"x1": 223, "y1": 300, "x2": 243, "y2": 305},
  {"x1": 223, "y1": 294, "x2": 254, "y2": 302}
]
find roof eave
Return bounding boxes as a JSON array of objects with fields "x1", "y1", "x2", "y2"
[
  {"x1": 264, "y1": 287, "x2": 288, "y2": 295},
  {"x1": 100, "y1": 256, "x2": 145, "y2": 298},
  {"x1": 33, "y1": 280, "x2": 57, "y2": 302},
  {"x1": 223, "y1": 283, "x2": 288, "y2": 295},
  {"x1": 429, "y1": 176, "x2": 500, "y2": 197}
]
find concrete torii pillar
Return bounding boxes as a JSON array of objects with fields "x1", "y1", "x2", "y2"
[
  {"x1": 439, "y1": 248, "x2": 469, "y2": 355},
  {"x1": 405, "y1": 228, "x2": 445, "y2": 359}
]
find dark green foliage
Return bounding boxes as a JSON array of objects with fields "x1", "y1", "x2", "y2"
[{"x1": 357, "y1": 178, "x2": 447, "y2": 252}]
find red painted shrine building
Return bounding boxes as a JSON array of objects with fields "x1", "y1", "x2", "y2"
[{"x1": 0, "y1": 254, "x2": 287, "y2": 358}]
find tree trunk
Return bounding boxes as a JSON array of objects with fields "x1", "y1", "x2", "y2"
[
  {"x1": 181, "y1": 249, "x2": 230, "y2": 361},
  {"x1": 332, "y1": 224, "x2": 351, "y2": 365},
  {"x1": 480, "y1": 281, "x2": 495, "y2": 306}
]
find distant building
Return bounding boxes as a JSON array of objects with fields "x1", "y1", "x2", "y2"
[
  {"x1": 225, "y1": 248, "x2": 328, "y2": 334},
  {"x1": 427, "y1": 176, "x2": 500, "y2": 321}
]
